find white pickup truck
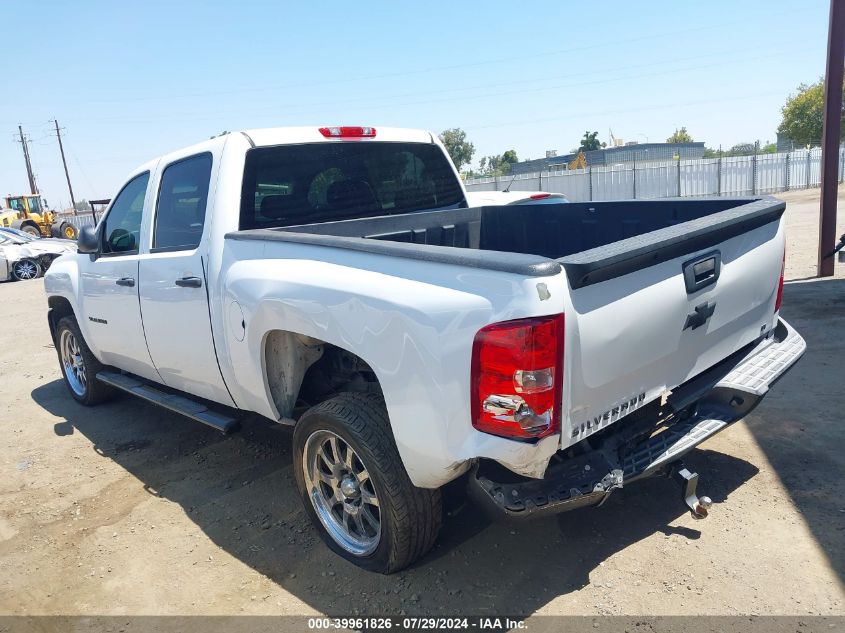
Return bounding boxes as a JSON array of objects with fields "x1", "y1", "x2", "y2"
[{"x1": 44, "y1": 125, "x2": 805, "y2": 573}]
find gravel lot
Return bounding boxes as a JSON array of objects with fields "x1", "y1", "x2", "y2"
[{"x1": 1, "y1": 187, "x2": 843, "y2": 618}]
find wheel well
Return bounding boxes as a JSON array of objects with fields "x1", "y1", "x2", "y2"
[
  {"x1": 263, "y1": 331, "x2": 382, "y2": 422},
  {"x1": 47, "y1": 296, "x2": 75, "y2": 345}
]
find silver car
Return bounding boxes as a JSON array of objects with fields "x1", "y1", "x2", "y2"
[{"x1": 0, "y1": 228, "x2": 77, "y2": 281}]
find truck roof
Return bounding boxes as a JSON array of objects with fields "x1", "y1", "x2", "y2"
[
  {"x1": 242, "y1": 126, "x2": 437, "y2": 147},
  {"x1": 125, "y1": 126, "x2": 441, "y2": 183}
]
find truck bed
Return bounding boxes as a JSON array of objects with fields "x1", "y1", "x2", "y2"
[
  {"x1": 228, "y1": 197, "x2": 784, "y2": 286},
  {"x1": 229, "y1": 196, "x2": 787, "y2": 451}
]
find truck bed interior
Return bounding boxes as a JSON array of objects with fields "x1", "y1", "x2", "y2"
[{"x1": 229, "y1": 197, "x2": 784, "y2": 286}]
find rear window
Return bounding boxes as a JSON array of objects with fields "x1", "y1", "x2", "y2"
[{"x1": 239, "y1": 142, "x2": 465, "y2": 229}]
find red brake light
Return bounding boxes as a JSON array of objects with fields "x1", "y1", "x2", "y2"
[
  {"x1": 775, "y1": 247, "x2": 786, "y2": 312},
  {"x1": 530, "y1": 193, "x2": 551, "y2": 200},
  {"x1": 471, "y1": 314, "x2": 564, "y2": 440},
  {"x1": 319, "y1": 126, "x2": 376, "y2": 138}
]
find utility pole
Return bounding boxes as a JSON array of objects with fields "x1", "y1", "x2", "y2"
[
  {"x1": 16, "y1": 125, "x2": 38, "y2": 195},
  {"x1": 52, "y1": 119, "x2": 77, "y2": 215},
  {"x1": 818, "y1": 0, "x2": 844, "y2": 277}
]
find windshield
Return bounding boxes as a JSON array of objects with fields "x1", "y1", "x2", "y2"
[{"x1": 240, "y1": 141, "x2": 465, "y2": 229}]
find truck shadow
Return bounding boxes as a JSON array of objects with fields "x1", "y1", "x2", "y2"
[
  {"x1": 740, "y1": 279, "x2": 845, "y2": 586},
  {"x1": 33, "y1": 380, "x2": 758, "y2": 616}
]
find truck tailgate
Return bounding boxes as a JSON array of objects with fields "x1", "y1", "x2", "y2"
[{"x1": 560, "y1": 202, "x2": 785, "y2": 447}]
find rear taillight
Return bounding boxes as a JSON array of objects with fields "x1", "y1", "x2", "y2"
[
  {"x1": 775, "y1": 247, "x2": 786, "y2": 312},
  {"x1": 318, "y1": 126, "x2": 376, "y2": 138},
  {"x1": 530, "y1": 193, "x2": 551, "y2": 200},
  {"x1": 471, "y1": 314, "x2": 564, "y2": 440}
]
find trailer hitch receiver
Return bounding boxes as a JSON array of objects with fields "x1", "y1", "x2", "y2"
[{"x1": 671, "y1": 464, "x2": 712, "y2": 519}]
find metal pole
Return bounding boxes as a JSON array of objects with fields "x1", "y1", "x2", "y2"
[
  {"x1": 18, "y1": 125, "x2": 38, "y2": 195},
  {"x1": 818, "y1": 0, "x2": 845, "y2": 277},
  {"x1": 632, "y1": 154, "x2": 637, "y2": 199},
  {"x1": 806, "y1": 148, "x2": 811, "y2": 188},
  {"x1": 717, "y1": 145, "x2": 722, "y2": 196},
  {"x1": 53, "y1": 119, "x2": 78, "y2": 215},
  {"x1": 588, "y1": 165, "x2": 593, "y2": 201},
  {"x1": 752, "y1": 141, "x2": 759, "y2": 195},
  {"x1": 785, "y1": 151, "x2": 791, "y2": 191},
  {"x1": 677, "y1": 153, "x2": 682, "y2": 197}
]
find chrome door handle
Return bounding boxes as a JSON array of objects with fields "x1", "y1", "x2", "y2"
[
  {"x1": 115, "y1": 277, "x2": 135, "y2": 287},
  {"x1": 175, "y1": 276, "x2": 202, "y2": 288}
]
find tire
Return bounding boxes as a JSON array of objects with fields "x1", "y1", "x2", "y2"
[
  {"x1": 51, "y1": 225, "x2": 62, "y2": 238},
  {"x1": 60, "y1": 222, "x2": 78, "y2": 240},
  {"x1": 20, "y1": 224, "x2": 40, "y2": 237},
  {"x1": 293, "y1": 392, "x2": 442, "y2": 573},
  {"x1": 11, "y1": 258, "x2": 41, "y2": 281},
  {"x1": 55, "y1": 316, "x2": 116, "y2": 406}
]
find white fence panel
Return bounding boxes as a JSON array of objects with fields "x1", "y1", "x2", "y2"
[
  {"x1": 681, "y1": 158, "x2": 719, "y2": 196},
  {"x1": 592, "y1": 166, "x2": 634, "y2": 201},
  {"x1": 637, "y1": 162, "x2": 680, "y2": 199},
  {"x1": 464, "y1": 147, "x2": 844, "y2": 200},
  {"x1": 757, "y1": 153, "x2": 787, "y2": 194}
]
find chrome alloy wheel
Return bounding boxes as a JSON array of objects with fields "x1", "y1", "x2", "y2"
[
  {"x1": 13, "y1": 259, "x2": 39, "y2": 280},
  {"x1": 303, "y1": 429, "x2": 381, "y2": 556},
  {"x1": 60, "y1": 328, "x2": 87, "y2": 397}
]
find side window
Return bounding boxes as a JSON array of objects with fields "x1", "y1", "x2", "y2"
[
  {"x1": 101, "y1": 172, "x2": 149, "y2": 254},
  {"x1": 153, "y1": 153, "x2": 213, "y2": 250}
]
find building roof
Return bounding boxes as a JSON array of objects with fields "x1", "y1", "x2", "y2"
[{"x1": 512, "y1": 142, "x2": 706, "y2": 173}]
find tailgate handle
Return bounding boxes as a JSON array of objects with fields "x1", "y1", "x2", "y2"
[{"x1": 682, "y1": 250, "x2": 721, "y2": 294}]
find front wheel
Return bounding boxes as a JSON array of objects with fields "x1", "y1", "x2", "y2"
[
  {"x1": 11, "y1": 258, "x2": 41, "y2": 280},
  {"x1": 55, "y1": 316, "x2": 116, "y2": 405},
  {"x1": 293, "y1": 392, "x2": 442, "y2": 573},
  {"x1": 20, "y1": 224, "x2": 40, "y2": 238}
]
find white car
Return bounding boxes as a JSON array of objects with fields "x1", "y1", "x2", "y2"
[
  {"x1": 44, "y1": 126, "x2": 804, "y2": 573},
  {"x1": 0, "y1": 228, "x2": 76, "y2": 281},
  {"x1": 464, "y1": 190, "x2": 568, "y2": 206}
]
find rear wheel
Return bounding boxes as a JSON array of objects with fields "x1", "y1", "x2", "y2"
[
  {"x1": 20, "y1": 224, "x2": 40, "y2": 237},
  {"x1": 293, "y1": 392, "x2": 442, "y2": 573},
  {"x1": 11, "y1": 258, "x2": 41, "y2": 280},
  {"x1": 55, "y1": 316, "x2": 116, "y2": 405}
]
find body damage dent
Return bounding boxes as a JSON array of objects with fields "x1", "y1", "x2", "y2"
[
  {"x1": 264, "y1": 330, "x2": 323, "y2": 420},
  {"x1": 468, "y1": 433, "x2": 560, "y2": 479}
]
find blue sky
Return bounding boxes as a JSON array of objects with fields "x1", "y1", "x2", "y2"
[{"x1": 1, "y1": 0, "x2": 831, "y2": 209}]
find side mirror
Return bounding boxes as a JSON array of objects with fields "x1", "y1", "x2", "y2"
[{"x1": 77, "y1": 225, "x2": 99, "y2": 254}]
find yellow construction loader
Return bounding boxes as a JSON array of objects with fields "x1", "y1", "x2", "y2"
[
  {"x1": 0, "y1": 194, "x2": 78, "y2": 240},
  {"x1": 568, "y1": 152, "x2": 588, "y2": 170}
]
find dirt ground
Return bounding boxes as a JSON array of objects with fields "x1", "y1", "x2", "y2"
[{"x1": 0, "y1": 187, "x2": 843, "y2": 618}]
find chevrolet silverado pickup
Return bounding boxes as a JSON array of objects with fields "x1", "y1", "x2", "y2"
[{"x1": 44, "y1": 125, "x2": 805, "y2": 573}]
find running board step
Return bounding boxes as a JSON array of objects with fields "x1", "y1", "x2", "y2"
[{"x1": 96, "y1": 371, "x2": 239, "y2": 434}]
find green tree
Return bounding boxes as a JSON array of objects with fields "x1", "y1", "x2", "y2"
[
  {"x1": 667, "y1": 127, "x2": 694, "y2": 143},
  {"x1": 778, "y1": 78, "x2": 845, "y2": 147},
  {"x1": 479, "y1": 150, "x2": 519, "y2": 176},
  {"x1": 760, "y1": 141, "x2": 777, "y2": 154},
  {"x1": 73, "y1": 199, "x2": 92, "y2": 212},
  {"x1": 578, "y1": 131, "x2": 601, "y2": 152},
  {"x1": 438, "y1": 128, "x2": 475, "y2": 171},
  {"x1": 727, "y1": 143, "x2": 756, "y2": 156},
  {"x1": 702, "y1": 147, "x2": 718, "y2": 158}
]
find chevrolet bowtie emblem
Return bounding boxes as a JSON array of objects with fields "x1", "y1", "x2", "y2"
[{"x1": 684, "y1": 301, "x2": 716, "y2": 331}]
